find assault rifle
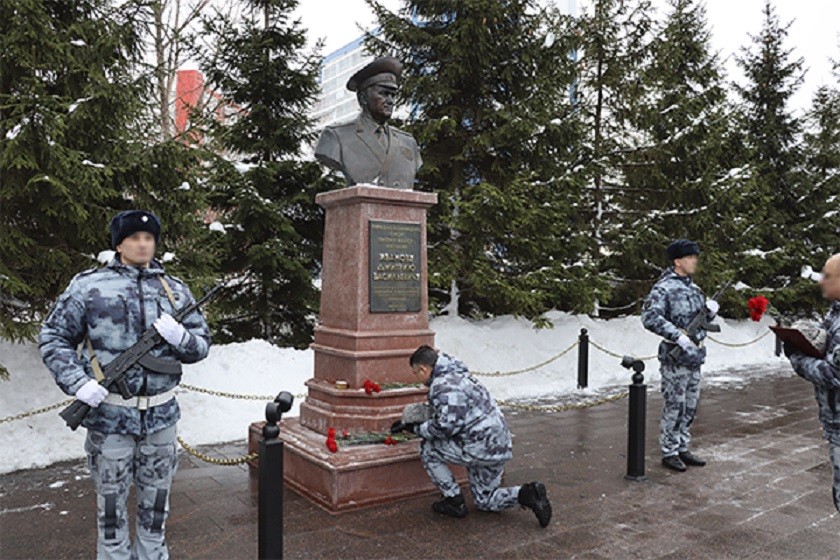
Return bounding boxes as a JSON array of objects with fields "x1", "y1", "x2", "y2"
[
  {"x1": 668, "y1": 278, "x2": 734, "y2": 360},
  {"x1": 59, "y1": 283, "x2": 223, "y2": 430}
]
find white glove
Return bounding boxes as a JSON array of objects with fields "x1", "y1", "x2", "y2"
[
  {"x1": 154, "y1": 313, "x2": 187, "y2": 346},
  {"x1": 676, "y1": 334, "x2": 695, "y2": 351},
  {"x1": 706, "y1": 299, "x2": 720, "y2": 315},
  {"x1": 75, "y1": 379, "x2": 109, "y2": 408}
]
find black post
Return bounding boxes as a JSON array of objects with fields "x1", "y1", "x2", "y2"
[
  {"x1": 621, "y1": 356, "x2": 647, "y2": 482},
  {"x1": 259, "y1": 392, "x2": 293, "y2": 560},
  {"x1": 577, "y1": 328, "x2": 589, "y2": 389},
  {"x1": 774, "y1": 333, "x2": 782, "y2": 357}
]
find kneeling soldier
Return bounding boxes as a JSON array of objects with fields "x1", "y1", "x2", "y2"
[
  {"x1": 395, "y1": 345, "x2": 552, "y2": 527},
  {"x1": 39, "y1": 210, "x2": 211, "y2": 559}
]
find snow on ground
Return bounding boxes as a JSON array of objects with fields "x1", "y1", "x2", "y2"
[{"x1": 0, "y1": 312, "x2": 786, "y2": 474}]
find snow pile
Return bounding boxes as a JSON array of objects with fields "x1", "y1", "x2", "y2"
[{"x1": 0, "y1": 312, "x2": 785, "y2": 474}]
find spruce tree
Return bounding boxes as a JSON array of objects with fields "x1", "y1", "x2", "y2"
[
  {"x1": 732, "y1": 0, "x2": 809, "y2": 314},
  {"x1": 604, "y1": 0, "x2": 741, "y2": 311},
  {"x1": 799, "y1": 46, "x2": 840, "y2": 294},
  {"x1": 198, "y1": 0, "x2": 334, "y2": 347},
  {"x1": 1, "y1": 0, "x2": 219, "y2": 343},
  {"x1": 366, "y1": 0, "x2": 598, "y2": 321},
  {"x1": 1, "y1": 0, "x2": 145, "y2": 341},
  {"x1": 572, "y1": 0, "x2": 656, "y2": 315}
]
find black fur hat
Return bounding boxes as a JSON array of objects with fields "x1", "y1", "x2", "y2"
[
  {"x1": 666, "y1": 239, "x2": 700, "y2": 261},
  {"x1": 109, "y1": 210, "x2": 161, "y2": 249}
]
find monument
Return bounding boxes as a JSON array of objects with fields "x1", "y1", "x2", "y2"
[{"x1": 248, "y1": 57, "x2": 462, "y2": 512}]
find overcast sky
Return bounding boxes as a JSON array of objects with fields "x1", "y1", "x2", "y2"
[{"x1": 292, "y1": 0, "x2": 839, "y2": 114}]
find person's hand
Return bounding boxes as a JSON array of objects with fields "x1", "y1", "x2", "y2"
[
  {"x1": 154, "y1": 313, "x2": 186, "y2": 346},
  {"x1": 676, "y1": 334, "x2": 695, "y2": 351},
  {"x1": 390, "y1": 420, "x2": 417, "y2": 434},
  {"x1": 706, "y1": 300, "x2": 720, "y2": 315},
  {"x1": 75, "y1": 379, "x2": 109, "y2": 408},
  {"x1": 783, "y1": 341, "x2": 797, "y2": 359}
]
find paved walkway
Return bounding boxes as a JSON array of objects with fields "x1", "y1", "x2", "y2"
[{"x1": 2, "y1": 366, "x2": 838, "y2": 559}]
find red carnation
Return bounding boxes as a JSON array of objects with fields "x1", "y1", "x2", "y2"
[
  {"x1": 341, "y1": 430, "x2": 350, "y2": 439},
  {"x1": 326, "y1": 437, "x2": 338, "y2": 453},
  {"x1": 363, "y1": 379, "x2": 381, "y2": 396},
  {"x1": 326, "y1": 427, "x2": 338, "y2": 453},
  {"x1": 383, "y1": 435, "x2": 397, "y2": 445},
  {"x1": 747, "y1": 295, "x2": 770, "y2": 322}
]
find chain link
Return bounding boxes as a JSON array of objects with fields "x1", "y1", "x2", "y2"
[
  {"x1": 589, "y1": 340, "x2": 659, "y2": 361},
  {"x1": 176, "y1": 436, "x2": 258, "y2": 465},
  {"x1": 178, "y1": 384, "x2": 305, "y2": 401},
  {"x1": 497, "y1": 390, "x2": 629, "y2": 413},
  {"x1": 0, "y1": 399, "x2": 75, "y2": 425},
  {"x1": 706, "y1": 330, "x2": 772, "y2": 347},
  {"x1": 473, "y1": 341, "x2": 579, "y2": 377}
]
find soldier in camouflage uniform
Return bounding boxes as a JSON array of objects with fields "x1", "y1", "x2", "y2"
[
  {"x1": 641, "y1": 240, "x2": 719, "y2": 472},
  {"x1": 394, "y1": 346, "x2": 552, "y2": 527},
  {"x1": 39, "y1": 210, "x2": 211, "y2": 559},
  {"x1": 785, "y1": 253, "x2": 840, "y2": 512}
]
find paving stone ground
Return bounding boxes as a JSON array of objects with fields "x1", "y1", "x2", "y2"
[{"x1": 2, "y1": 365, "x2": 838, "y2": 559}]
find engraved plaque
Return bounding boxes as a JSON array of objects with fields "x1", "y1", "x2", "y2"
[{"x1": 369, "y1": 220, "x2": 422, "y2": 313}]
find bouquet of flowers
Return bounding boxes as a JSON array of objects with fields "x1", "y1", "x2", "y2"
[{"x1": 325, "y1": 426, "x2": 414, "y2": 453}]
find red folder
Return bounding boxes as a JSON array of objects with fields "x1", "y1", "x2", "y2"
[{"x1": 769, "y1": 325, "x2": 825, "y2": 359}]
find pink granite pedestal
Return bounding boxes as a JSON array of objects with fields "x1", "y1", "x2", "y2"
[{"x1": 248, "y1": 185, "x2": 466, "y2": 512}]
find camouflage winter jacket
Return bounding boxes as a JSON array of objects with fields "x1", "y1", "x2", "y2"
[
  {"x1": 39, "y1": 258, "x2": 210, "y2": 435},
  {"x1": 416, "y1": 353, "x2": 513, "y2": 463},
  {"x1": 641, "y1": 267, "x2": 713, "y2": 368},
  {"x1": 790, "y1": 302, "x2": 840, "y2": 435}
]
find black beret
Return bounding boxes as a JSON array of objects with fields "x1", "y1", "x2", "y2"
[
  {"x1": 346, "y1": 56, "x2": 402, "y2": 92},
  {"x1": 666, "y1": 239, "x2": 701, "y2": 261},
  {"x1": 109, "y1": 210, "x2": 161, "y2": 249}
]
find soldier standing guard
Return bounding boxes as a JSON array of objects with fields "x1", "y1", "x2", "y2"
[
  {"x1": 314, "y1": 56, "x2": 422, "y2": 190},
  {"x1": 39, "y1": 210, "x2": 211, "y2": 559},
  {"x1": 641, "y1": 240, "x2": 720, "y2": 472},
  {"x1": 393, "y1": 346, "x2": 553, "y2": 527}
]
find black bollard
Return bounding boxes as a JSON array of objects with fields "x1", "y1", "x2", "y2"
[
  {"x1": 621, "y1": 356, "x2": 647, "y2": 482},
  {"x1": 259, "y1": 391, "x2": 294, "y2": 560},
  {"x1": 577, "y1": 328, "x2": 589, "y2": 389}
]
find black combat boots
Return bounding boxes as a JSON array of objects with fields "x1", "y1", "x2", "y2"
[
  {"x1": 518, "y1": 482, "x2": 552, "y2": 528},
  {"x1": 662, "y1": 455, "x2": 687, "y2": 471},
  {"x1": 679, "y1": 450, "x2": 707, "y2": 466},
  {"x1": 432, "y1": 494, "x2": 468, "y2": 518}
]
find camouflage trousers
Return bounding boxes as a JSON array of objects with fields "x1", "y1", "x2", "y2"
[
  {"x1": 659, "y1": 364, "x2": 702, "y2": 457},
  {"x1": 84, "y1": 425, "x2": 178, "y2": 560},
  {"x1": 829, "y1": 435, "x2": 839, "y2": 513},
  {"x1": 419, "y1": 439, "x2": 519, "y2": 511}
]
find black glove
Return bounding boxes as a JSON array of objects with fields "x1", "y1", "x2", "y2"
[
  {"x1": 390, "y1": 421, "x2": 417, "y2": 434},
  {"x1": 783, "y1": 341, "x2": 796, "y2": 358}
]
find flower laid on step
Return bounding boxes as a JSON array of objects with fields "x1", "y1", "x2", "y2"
[
  {"x1": 362, "y1": 379, "x2": 382, "y2": 395},
  {"x1": 747, "y1": 295, "x2": 770, "y2": 322},
  {"x1": 326, "y1": 430, "x2": 415, "y2": 450},
  {"x1": 326, "y1": 427, "x2": 338, "y2": 453}
]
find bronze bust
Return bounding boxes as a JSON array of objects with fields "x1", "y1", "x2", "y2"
[{"x1": 314, "y1": 57, "x2": 422, "y2": 190}]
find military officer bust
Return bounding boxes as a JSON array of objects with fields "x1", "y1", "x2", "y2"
[{"x1": 314, "y1": 56, "x2": 422, "y2": 190}]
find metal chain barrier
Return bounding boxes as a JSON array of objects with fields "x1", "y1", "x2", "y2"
[
  {"x1": 497, "y1": 390, "x2": 629, "y2": 413},
  {"x1": 706, "y1": 330, "x2": 772, "y2": 347},
  {"x1": 472, "y1": 341, "x2": 579, "y2": 377},
  {"x1": 177, "y1": 436, "x2": 258, "y2": 465},
  {"x1": 0, "y1": 398, "x2": 75, "y2": 425},
  {"x1": 178, "y1": 384, "x2": 306, "y2": 401},
  {"x1": 589, "y1": 340, "x2": 659, "y2": 361}
]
